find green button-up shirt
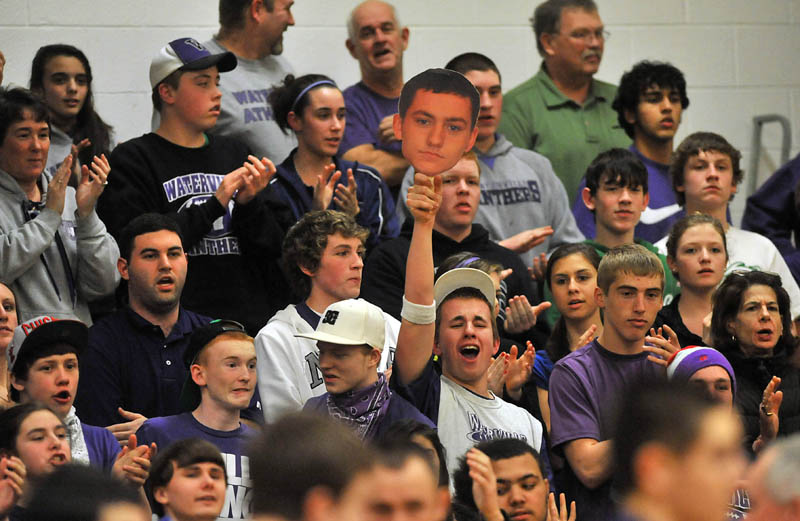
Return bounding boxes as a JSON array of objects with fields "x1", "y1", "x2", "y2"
[{"x1": 499, "y1": 66, "x2": 631, "y2": 202}]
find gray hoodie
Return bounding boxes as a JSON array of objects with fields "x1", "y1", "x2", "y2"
[
  {"x1": 0, "y1": 167, "x2": 119, "y2": 324},
  {"x1": 398, "y1": 133, "x2": 584, "y2": 265}
]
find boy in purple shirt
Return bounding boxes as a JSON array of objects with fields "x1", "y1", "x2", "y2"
[
  {"x1": 299, "y1": 298, "x2": 433, "y2": 439},
  {"x1": 548, "y1": 244, "x2": 673, "y2": 521},
  {"x1": 137, "y1": 319, "x2": 256, "y2": 520}
]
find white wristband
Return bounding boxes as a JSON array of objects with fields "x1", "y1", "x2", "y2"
[{"x1": 401, "y1": 295, "x2": 436, "y2": 324}]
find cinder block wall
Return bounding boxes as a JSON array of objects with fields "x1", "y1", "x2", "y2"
[{"x1": 3, "y1": 0, "x2": 799, "y2": 222}]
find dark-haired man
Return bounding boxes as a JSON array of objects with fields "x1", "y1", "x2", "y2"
[
  {"x1": 573, "y1": 61, "x2": 689, "y2": 243},
  {"x1": 75, "y1": 213, "x2": 211, "y2": 435},
  {"x1": 500, "y1": 0, "x2": 630, "y2": 202},
  {"x1": 204, "y1": 0, "x2": 297, "y2": 162},
  {"x1": 340, "y1": 1, "x2": 410, "y2": 188}
]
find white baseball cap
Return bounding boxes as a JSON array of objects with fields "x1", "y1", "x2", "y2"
[
  {"x1": 434, "y1": 267, "x2": 496, "y2": 310},
  {"x1": 295, "y1": 299, "x2": 386, "y2": 351}
]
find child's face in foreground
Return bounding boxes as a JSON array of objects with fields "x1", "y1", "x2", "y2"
[{"x1": 393, "y1": 89, "x2": 478, "y2": 176}]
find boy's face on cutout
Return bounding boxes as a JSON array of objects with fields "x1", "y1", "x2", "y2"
[{"x1": 393, "y1": 90, "x2": 478, "y2": 176}]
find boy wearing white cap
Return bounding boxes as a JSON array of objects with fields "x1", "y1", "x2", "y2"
[
  {"x1": 394, "y1": 173, "x2": 548, "y2": 481},
  {"x1": 298, "y1": 298, "x2": 433, "y2": 440},
  {"x1": 98, "y1": 37, "x2": 279, "y2": 334}
]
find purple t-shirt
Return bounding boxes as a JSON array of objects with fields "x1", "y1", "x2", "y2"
[
  {"x1": 549, "y1": 339, "x2": 664, "y2": 521},
  {"x1": 571, "y1": 145, "x2": 684, "y2": 244},
  {"x1": 339, "y1": 82, "x2": 401, "y2": 155},
  {"x1": 136, "y1": 413, "x2": 254, "y2": 520},
  {"x1": 82, "y1": 423, "x2": 120, "y2": 473}
]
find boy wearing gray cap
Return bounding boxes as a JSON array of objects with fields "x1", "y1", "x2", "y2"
[{"x1": 99, "y1": 37, "x2": 279, "y2": 334}]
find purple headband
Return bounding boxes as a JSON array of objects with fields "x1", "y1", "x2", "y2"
[
  {"x1": 455, "y1": 256, "x2": 482, "y2": 269},
  {"x1": 291, "y1": 80, "x2": 337, "y2": 112}
]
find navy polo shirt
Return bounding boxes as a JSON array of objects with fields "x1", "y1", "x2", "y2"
[{"x1": 75, "y1": 307, "x2": 210, "y2": 426}]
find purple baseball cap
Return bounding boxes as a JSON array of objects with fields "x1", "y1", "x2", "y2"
[{"x1": 149, "y1": 37, "x2": 237, "y2": 88}]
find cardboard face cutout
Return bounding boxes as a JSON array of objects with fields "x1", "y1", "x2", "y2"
[{"x1": 394, "y1": 69, "x2": 479, "y2": 176}]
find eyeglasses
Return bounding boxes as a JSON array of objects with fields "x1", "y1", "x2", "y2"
[{"x1": 565, "y1": 29, "x2": 610, "y2": 43}]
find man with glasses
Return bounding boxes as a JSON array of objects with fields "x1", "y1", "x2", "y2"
[
  {"x1": 137, "y1": 319, "x2": 258, "y2": 521},
  {"x1": 499, "y1": 0, "x2": 630, "y2": 202}
]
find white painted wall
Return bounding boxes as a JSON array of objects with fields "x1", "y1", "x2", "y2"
[{"x1": 3, "y1": 0, "x2": 800, "y2": 222}]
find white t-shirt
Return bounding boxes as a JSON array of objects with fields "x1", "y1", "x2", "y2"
[
  {"x1": 655, "y1": 226, "x2": 800, "y2": 319},
  {"x1": 437, "y1": 376, "x2": 545, "y2": 477},
  {"x1": 255, "y1": 302, "x2": 397, "y2": 423}
]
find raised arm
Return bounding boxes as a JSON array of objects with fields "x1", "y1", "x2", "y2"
[{"x1": 394, "y1": 173, "x2": 442, "y2": 385}]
